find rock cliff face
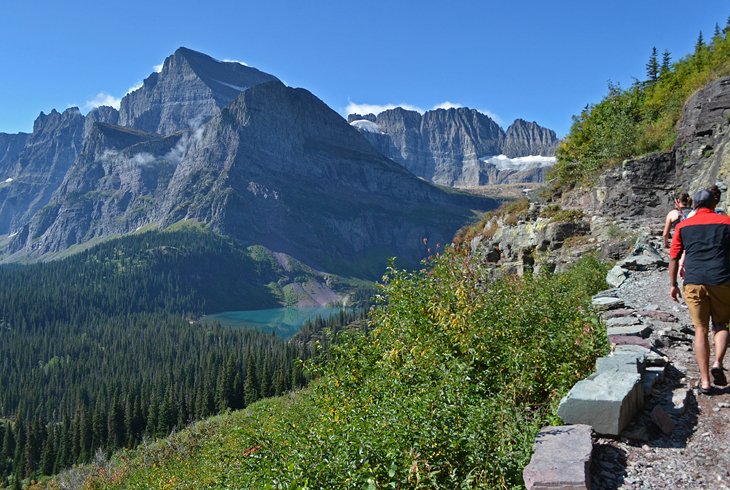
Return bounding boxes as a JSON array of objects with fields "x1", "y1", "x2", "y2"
[
  {"x1": 3, "y1": 52, "x2": 496, "y2": 279},
  {"x1": 349, "y1": 109, "x2": 558, "y2": 186},
  {"x1": 673, "y1": 76, "x2": 730, "y2": 201},
  {"x1": 118, "y1": 47, "x2": 280, "y2": 135},
  {"x1": 84, "y1": 106, "x2": 120, "y2": 137},
  {"x1": 0, "y1": 108, "x2": 84, "y2": 234},
  {"x1": 0, "y1": 132, "x2": 30, "y2": 175}
]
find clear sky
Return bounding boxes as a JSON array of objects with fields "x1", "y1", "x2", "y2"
[{"x1": 0, "y1": 1, "x2": 727, "y2": 136}]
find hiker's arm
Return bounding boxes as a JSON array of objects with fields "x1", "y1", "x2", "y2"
[
  {"x1": 663, "y1": 212, "x2": 674, "y2": 248},
  {"x1": 669, "y1": 257, "x2": 680, "y2": 301}
]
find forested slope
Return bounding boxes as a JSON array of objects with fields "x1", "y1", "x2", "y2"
[{"x1": 0, "y1": 226, "x2": 371, "y2": 487}]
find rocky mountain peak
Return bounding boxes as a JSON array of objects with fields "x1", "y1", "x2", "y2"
[
  {"x1": 347, "y1": 113, "x2": 377, "y2": 123},
  {"x1": 118, "y1": 47, "x2": 280, "y2": 136},
  {"x1": 503, "y1": 119, "x2": 559, "y2": 158},
  {"x1": 84, "y1": 106, "x2": 120, "y2": 138}
]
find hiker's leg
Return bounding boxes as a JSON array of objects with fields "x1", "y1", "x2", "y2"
[{"x1": 686, "y1": 284, "x2": 712, "y2": 389}]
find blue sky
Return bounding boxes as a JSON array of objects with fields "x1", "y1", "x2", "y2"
[{"x1": 0, "y1": 1, "x2": 727, "y2": 136}]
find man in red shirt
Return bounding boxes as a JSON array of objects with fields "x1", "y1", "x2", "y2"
[{"x1": 669, "y1": 189, "x2": 730, "y2": 394}]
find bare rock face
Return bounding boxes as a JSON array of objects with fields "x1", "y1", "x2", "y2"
[
  {"x1": 118, "y1": 47, "x2": 279, "y2": 135},
  {"x1": 0, "y1": 107, "x2": 84, "y2": 234},
  {"x1": 83, "y1": 105, "x2": 119, "y2": 138},
  {"x1": 503, "y1": 118, "x2": 559, "y2": 158},
  {"x1": 0, "y1": 132, "x2": 30, "y2": 175},
  {"x1": 349, "y1": 109, "x2": 558, "y2": 186},
  {"x1": 562, "y1": 152, "x2": 677, "y2": 220},
  {"x1": 674, "y1": 76, "x2": 730, "y2": 207}
]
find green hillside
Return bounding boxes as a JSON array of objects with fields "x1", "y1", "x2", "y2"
[{"x1": 80, "y1": 252, "x2": 609, "y2": 489}]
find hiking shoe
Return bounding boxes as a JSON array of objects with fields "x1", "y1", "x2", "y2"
[{"x1": 711, "y1": 367, "x2": 727, "y2": 386}]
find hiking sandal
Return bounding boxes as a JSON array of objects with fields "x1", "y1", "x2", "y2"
[{"x1": 711, "y1": 367, "x2": 727, "y2": 386}]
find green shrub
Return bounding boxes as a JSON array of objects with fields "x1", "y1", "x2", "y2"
[{"x1": 90, "y1": 252, "x2": 609, "y2": 489}]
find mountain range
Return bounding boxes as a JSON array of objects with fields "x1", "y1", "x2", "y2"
[
  {"x1": 0, "y1": 47, "x2": 496, "y2": 283},
  {"x1": 348, "y1": 109, "x2": 559, "y2": 186}
]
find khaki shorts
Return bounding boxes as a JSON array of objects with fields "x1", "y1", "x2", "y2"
[{"x1": 684, "y1": 282, "x2": 730, "y2": 331}]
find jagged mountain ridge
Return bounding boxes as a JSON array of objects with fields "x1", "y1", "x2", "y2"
[
  {"x1": 348, "y1": 109, "x2": 559, "y2": 186},
  {"x1": 1, "y1": 49, "x2": 496, "y2": 280}
]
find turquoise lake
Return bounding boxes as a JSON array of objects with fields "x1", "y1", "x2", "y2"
[{"x1": 202, "y1": 307, "x2": 351, "y2": 338}]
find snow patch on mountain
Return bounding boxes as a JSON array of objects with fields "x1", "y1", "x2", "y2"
[
  {"x1": 213, "y1": 79, "x2": 249, "y2": 92},
  {"x1": 482, "y1": 154, "x2": 556, "y2": 171},
  {"x1": 350, "y1": 120, "x2": 381, "y2": 133}
]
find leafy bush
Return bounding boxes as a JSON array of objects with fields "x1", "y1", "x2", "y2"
[{"x1": 88, "y1": 252, "x2": 609, "y2": 489}]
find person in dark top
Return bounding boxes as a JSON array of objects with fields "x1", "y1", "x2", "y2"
[{"x1": 669, "y1": 188, "x2": 730, "y2": 394}]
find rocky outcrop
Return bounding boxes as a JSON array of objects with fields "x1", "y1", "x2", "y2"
[
  {"x1": 118, "y1": 47, "x2": 280, "y2": 135},
  {"x1": 347, "y1": 113, "x2": 376, "y2": 123},
  {"x1": 674, "y1": 76, "x2": 730, "y2": 208},
  {"x1": 349, "y1": 109, "x2": 558, "y2": 186},
  {"x1": 503, "y1": 118, "x2": 559, "y2": 158},
  {"x1": 560, "y1": 76, "x2": 730, "y2": 221},
  {"x1": 562, "y1": 152, "x2": 678, "y2": 220}
]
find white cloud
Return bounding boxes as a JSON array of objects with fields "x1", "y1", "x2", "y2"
[
  {"x1": 85, "y1": 92, "x2": 122, "y2": 111},
  {"x1": 223, "y1": 59, "x2": 249, "y2": 66},
  {"x1": 345, "y1": 101, "x2": 425, "y2": 116},
  {"x1": 125, "y1": 81, "x2": 143, "y2": 95},
  {"x1": 165, "y1": 126, "x2": 205, "y2": 165},
  {"x1": 432, "y1": 101, "x2": 463, "y2": 110},
  {"x1": 153, "y1": 63, "x2": 164, "y2": 73},
  {"x1": 131, "y1": 152, "x2": 157, "y2": 166}
]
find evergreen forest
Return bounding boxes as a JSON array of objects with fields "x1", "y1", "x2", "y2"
[{"x1": 0, "y1": 227, "x2": 366, "y2": 488}]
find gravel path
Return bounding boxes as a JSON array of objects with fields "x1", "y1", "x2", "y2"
[{"x1": 590, "y1": 240, "x2": 730, "y2": 489}]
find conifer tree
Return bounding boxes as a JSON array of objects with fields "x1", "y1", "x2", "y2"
[
  {"x1": 646, "y1": 47, "x2": 659, "y2": 82},
  {"x1": 39, "y1": 429, "x2": 55, "y2": 477},
  {"x1": 660, "y1": 49, "x2": 671, "y2": 77},
  {"x1": 696, "y1": 31, "x2": 705, "y2": 53},
  {"x1": 243, "y1": 357, "x2": 260, "y2": 407}
]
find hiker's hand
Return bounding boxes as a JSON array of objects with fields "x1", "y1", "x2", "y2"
[{"x1": 670, "y1": 285, "x2": 680, "y2": 302}]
